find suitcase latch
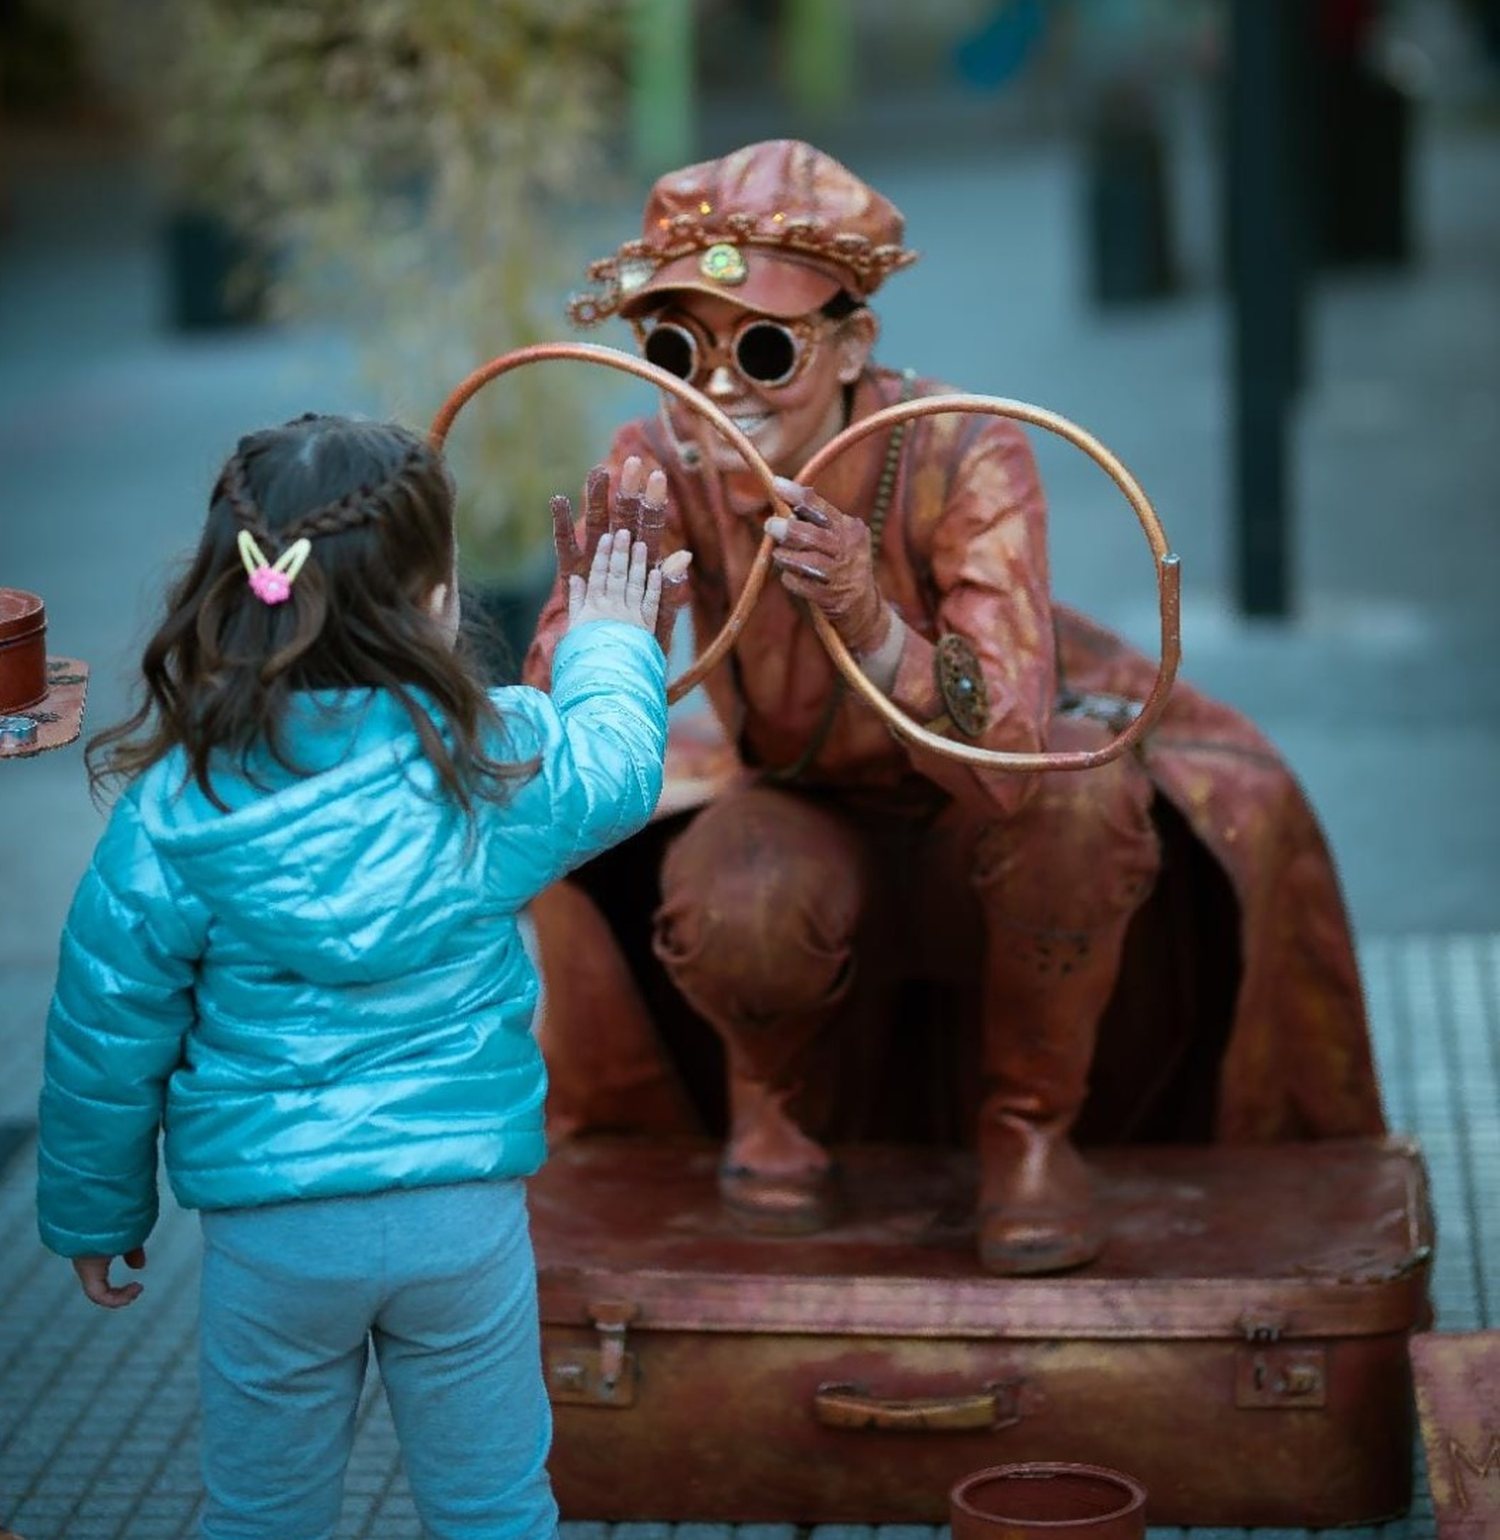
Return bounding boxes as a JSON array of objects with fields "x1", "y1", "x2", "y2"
[
  {"x1": 546, "y1": 1300, "x2": 638, "y2": 1408},
  {"x1": 1235, "y1": 1311, "x2": 1325, "y2": 1409},
  {"x1": 1235, "y1": 1342, "x2": 1327, "y2": 1408}
]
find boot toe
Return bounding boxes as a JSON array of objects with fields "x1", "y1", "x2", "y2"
[
  {"x1": 719, "y1": 1161, "x2": 842, "y2": 1236},
  {"x1": 978, "y1": 1207, "x2": 1103, "y2": 1276}
]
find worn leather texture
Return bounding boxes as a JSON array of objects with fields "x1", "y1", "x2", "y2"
[
  {"x1": 1410, "y1": 1330, "x2": 1500, "y2": 1540},
  {"x1": 0, "y1": 586, "x2": 48, "y2": 712},
  {"x1": 532, "y1": 1135, "x2": 1433, "y2": 1527}
]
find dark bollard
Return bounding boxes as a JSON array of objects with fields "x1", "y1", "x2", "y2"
[{"x1": 1083, "y1": 81, "x2": 1177, "y2": 307}]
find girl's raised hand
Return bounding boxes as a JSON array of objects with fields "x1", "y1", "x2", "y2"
[{"x1": 567, "y1": 528, "x2": 663, "y2": 635}]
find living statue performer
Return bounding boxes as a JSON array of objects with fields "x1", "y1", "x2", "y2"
[{"x1": 522, "y1": 139, "x2": 1384, "y2": 1276}]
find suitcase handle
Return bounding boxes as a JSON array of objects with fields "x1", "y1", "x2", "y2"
[{"x1": 814, "y1": 1380, "x2": 1022, "y2": 1433}]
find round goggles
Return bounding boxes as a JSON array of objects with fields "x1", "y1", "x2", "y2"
[{"x1": 638, "y1": 314, "x2": 820, "y2": 391}]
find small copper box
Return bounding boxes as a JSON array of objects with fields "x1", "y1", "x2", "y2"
[{"x1": 0, "y1": 588, "x2": 48, "y2": 713}]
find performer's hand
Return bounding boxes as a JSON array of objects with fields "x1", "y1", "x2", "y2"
[
  {"x1": 551, "y1": 456, "x2": 668, "y2": 579},
  {"x1": 72, "y1": 1246, "x2": 146, "y2": 1309},
  {"x1": 767, "y1": 476, "x2": 892, "y2": 657},
  {"x1": 552, "y1": 456, "x2": 688, "y2": 651},
  {"x1": 653, "y1": 548, "x2": 693, "y2": 654}
]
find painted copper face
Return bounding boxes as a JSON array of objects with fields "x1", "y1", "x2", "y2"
[{"x1": 645, "y1": 292, "x2": 872, "y2": 483}]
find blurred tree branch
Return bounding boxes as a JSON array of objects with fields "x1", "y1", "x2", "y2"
[{"x1": 66, "y1": 0, "x2": 632, "y2": 577}]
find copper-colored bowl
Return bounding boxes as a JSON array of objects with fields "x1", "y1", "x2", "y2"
[
  {"x1": 950, "y1": 1462, "x2": 1147, "y2": 1540},
  {"x1": 0, "y1": 588, "x2": 47, "y2": 713}
]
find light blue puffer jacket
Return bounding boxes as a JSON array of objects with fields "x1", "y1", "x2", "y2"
[{"x1": 37, "y1": 621, "x2": 667, "y2": 1259}]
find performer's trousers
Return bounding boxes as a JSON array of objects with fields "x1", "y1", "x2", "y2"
[{"x1": 650, "y1": 724, "x2": 1161, "y2": 1171}]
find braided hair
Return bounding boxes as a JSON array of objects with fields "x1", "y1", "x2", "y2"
[{"x1": 88, "y1": 413, "x2": 537, "y2": 815}]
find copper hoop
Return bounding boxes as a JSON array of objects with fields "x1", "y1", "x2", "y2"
[
  {"x1": 794, "y1": 394, "x2": 1181, "y2": 771},
  {"x1": 428, "y1": 341, "x2": 785, "y2": 704},
  {"x1": 430, "y1": 347, "x2": 1180, "y2": 768}
]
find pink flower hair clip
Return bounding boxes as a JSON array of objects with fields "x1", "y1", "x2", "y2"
[{"x1": 236, "y1": 529, "x2": 313, "y2": 606}]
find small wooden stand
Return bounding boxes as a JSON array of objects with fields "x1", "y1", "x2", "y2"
[{"x1": 1411, "y1": 1330, "x2": 1500, "y2": 1539}]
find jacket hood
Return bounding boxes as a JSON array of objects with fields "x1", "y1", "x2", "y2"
[{"x1": 135, "y1": 690, "x2": 534, "y2": 986}]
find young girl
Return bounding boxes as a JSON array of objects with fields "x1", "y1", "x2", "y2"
[{"x1": 36, "y1": 412, "x2": 684, "y2": 1540}]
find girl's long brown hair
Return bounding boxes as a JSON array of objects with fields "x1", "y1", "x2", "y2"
[{"x1": 88, "y1": 413, "x2": 537, "y2": 815}]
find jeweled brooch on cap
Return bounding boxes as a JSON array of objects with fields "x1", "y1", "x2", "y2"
[{"x1": 699, "y1": 242, "x2": 748, "y2": 286}]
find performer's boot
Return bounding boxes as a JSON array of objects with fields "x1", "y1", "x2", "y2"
[
  {"x1": 975, "y1": 915, "x2": 1133, "y2": 1276},
  {"x1": 651, "y1": 786, "x2": 866, "y2": 1237},
  {"x1": 718, "y1": 1039, "x2": 841, "y2": 1235}
]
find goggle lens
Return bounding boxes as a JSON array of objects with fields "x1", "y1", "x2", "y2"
[
  {"x1": 642, "y1": 319, "x2": 804, "y2": 388},
  {"x1": 736, "y1": 321, "x2": 799, "y2": 384},
  {"x1": 643, "y1": 325, "x2": 696, "y2": 381}
]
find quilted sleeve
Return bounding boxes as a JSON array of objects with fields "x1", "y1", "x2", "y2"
[
  {"x1": 490, "y1": 619, "x2": 668, "y2": 897},
  {"x1": 36, "y1": 790, "x2": 203, "y2": 1258}
]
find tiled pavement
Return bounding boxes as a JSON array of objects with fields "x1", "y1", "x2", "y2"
[{"x1": 1, "y1": 934, "x2": 1496, "y2": 1540}]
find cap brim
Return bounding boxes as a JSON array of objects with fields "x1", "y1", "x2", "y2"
[{"x1": 619, "y1": 248, "x2": 846, "y2": 320}]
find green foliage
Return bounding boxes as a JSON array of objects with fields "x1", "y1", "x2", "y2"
[{"x1": 71, "y1": 0, "x2": 631, "y2": 577}]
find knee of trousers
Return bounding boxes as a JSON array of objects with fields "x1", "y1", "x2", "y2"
[
  {"x1": 651, "y1": 787, "x2": 866, "y2": 1026},
  {"x1": 971, "y1": 754, "x2": 1161, "y2": 935}
]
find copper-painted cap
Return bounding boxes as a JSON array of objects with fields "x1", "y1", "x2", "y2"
[{"x1": 570, "y1": 139, "x2": 919, "y2": 326}]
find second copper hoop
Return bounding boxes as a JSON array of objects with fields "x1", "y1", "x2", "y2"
[{"x1": 430, "y1": 345, "x2": 1180, "y2": 768}]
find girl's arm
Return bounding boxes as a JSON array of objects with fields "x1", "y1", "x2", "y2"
[
  {"x1": 487, "y1": 475, "x2": 682, "y2": 898},
  {"x1": 37, "y1": 791, "x2": 200, "y2": 1279}
]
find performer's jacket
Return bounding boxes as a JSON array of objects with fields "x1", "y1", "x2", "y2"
[{"x1": 523, "y1": 364, "x2": 1386, "y2": 1147}]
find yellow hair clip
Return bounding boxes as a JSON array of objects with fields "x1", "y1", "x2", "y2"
[{"x1": 237, "y1": 529, "x2": 312, "y2": 606}]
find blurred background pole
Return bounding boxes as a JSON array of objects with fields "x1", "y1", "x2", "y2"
[
  {"x1": 1226, "y1": 0, "x2": 1309, "y2": 619},
  {"x1": 629, "y1": 0, "x2": 697, "y2": 178},
  {"x1": 782, "y1": 0, "x2": 855, "y2": 117}
]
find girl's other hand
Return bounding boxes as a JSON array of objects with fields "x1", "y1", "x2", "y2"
[{"x1": 72, "y1": 1246, "x2": 147, "y2": 1309}]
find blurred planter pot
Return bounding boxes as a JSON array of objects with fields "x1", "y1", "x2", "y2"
[
  {"x1": 950, "y1": 1462, "x2": 1147, "y2": 1540},
  {"x1": 162, "y1": 204, "x2": 270, "y2": 331}
]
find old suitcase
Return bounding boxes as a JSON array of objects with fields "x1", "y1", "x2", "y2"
[{"x1": 530, "y1": 1134, "x2": 1434, "y2": 1528}]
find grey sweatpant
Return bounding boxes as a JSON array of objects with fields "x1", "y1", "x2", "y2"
[{"x1": 197, "y1": 1179, "x2": 557, "y2": 1540}]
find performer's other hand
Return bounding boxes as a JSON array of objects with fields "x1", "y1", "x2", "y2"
[{"x1": 767, "y1": 476, "x2": 892, "y2": 657}]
